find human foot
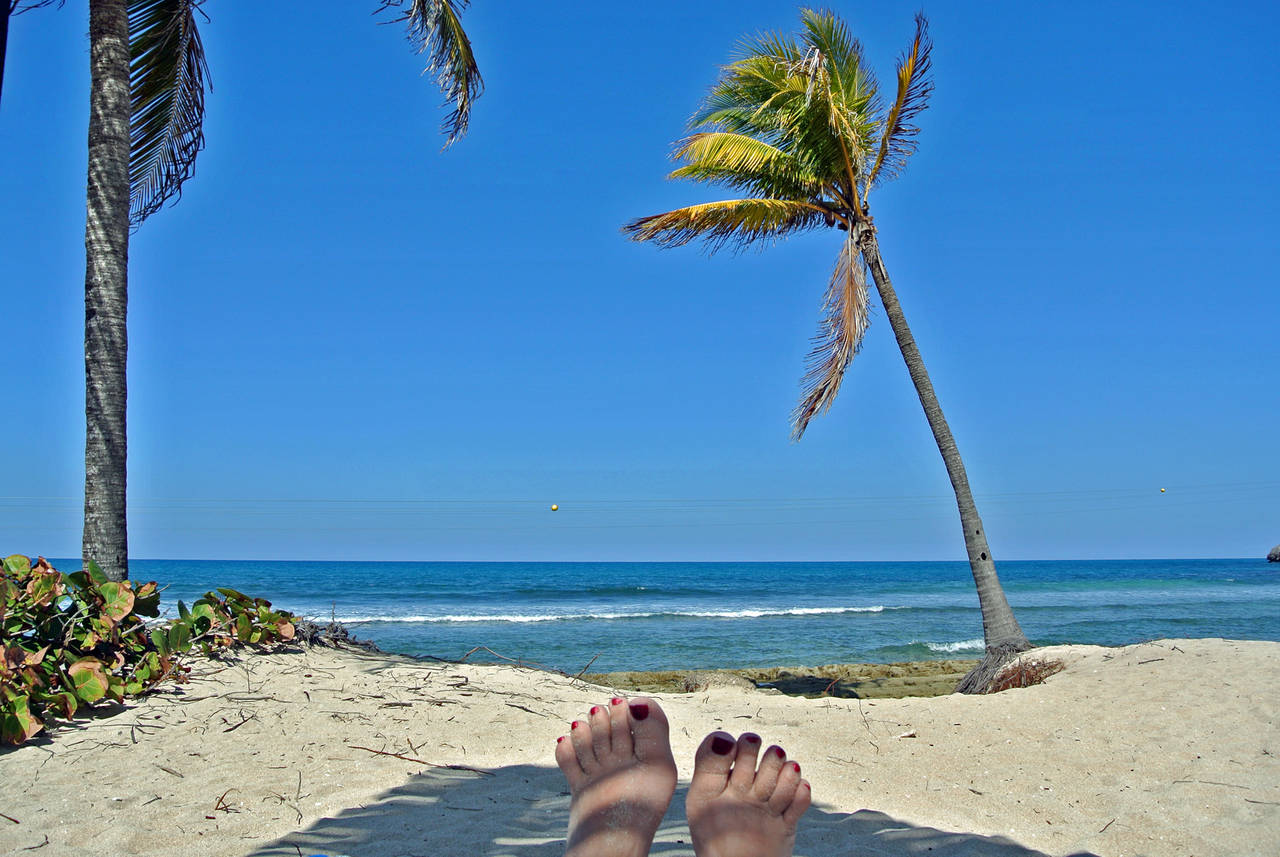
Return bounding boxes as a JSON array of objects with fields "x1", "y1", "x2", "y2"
[
  {"x1": 685, "y1": 731, "x2": 811, "y2": 857},
  {"x1": 555, "y1": 696, "x2": 678, "y2": 857}
]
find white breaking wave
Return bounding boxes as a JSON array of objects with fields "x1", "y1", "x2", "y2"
[
  {"x1": 329, "y1": 605, "x2": 887, "y2": 624},
  {"x1": 923, "y1": 638, "x2": 985, "y2": 653}
]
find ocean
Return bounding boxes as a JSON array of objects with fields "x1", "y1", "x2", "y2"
[{"x1": 91, "y1": 558, "x2": 1280, "y2": 674}]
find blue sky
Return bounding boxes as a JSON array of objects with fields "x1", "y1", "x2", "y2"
[{"x1": 1, "y1": 1, "x2": 1277, "y2": 561}]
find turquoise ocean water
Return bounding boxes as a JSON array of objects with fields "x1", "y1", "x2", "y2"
[{"x1": 91, "y1": 558, "x2": 1280, "y2": 674}]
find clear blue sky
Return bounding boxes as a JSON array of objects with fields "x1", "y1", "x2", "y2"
[{"x1": 2, "y1": 1, "x2": 1277, "y2": 561}]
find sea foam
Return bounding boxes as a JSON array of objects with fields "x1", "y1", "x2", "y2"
[{"x1": 331, "y1": 605, "x2": 887, "y2": 624}]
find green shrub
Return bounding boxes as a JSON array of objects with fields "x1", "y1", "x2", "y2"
[{"x1": 1, "y1": 554, "x2": 297, "y2": 745}]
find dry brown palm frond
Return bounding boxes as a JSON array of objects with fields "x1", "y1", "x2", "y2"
[
  {"x1": 986, "y1": 658, "x2": 1065, "y2": 693},
  {"x1": 623, "y1": 198, "x2": 825, "y2": 253},
  {"x1": 792, "y1": 234, "x2": 871, "y2": 439}
]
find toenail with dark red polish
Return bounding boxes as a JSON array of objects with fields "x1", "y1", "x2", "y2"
[
  {"x1": 611, "y1": 697, "x2": 623, "y2": 706},
  {"x1": 711, "y1": 735, "x2": 734, "y2": 755},
  {"x1": 557, "y1": 736, "x2": 565, "y2": 743},
  {"x1": 571, "y1": 721, "x2": 580, "y2": 730},
  {"x1": 771, "y1": 746, "x2": 786, "y2": 758},
  {"x1": 628, "y1": 702, "x2": 650, "y2": 720},
  {"x1": 590, "y1": 705, "x2": 600, "y2": 715},
  {"x1": 741, "y1": 733, "x2": 761, "y2": 744},
  {"x1": 791, "y1": 762, "x2": 801, "y2": 773}
]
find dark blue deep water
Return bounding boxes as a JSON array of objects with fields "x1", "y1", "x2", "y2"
[{"x1": 99, "y1": 558, "x2": 1280, "y2": 673}]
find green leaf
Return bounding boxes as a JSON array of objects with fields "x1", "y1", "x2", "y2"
[
  {"x1": 86, "y1": 560, "x2": 108, "y2": 586},
  {"x1": 3, "y1": 555, "x2": 30, "y2": 577},
  {"x1": 234, "y1": 613, "x2": 251, "y2": 642},
  {"x1": 68, "y1": 659, "x2": 109, "y2": 704},
  {"x1": 1, "y1": 693, "x2": 44, "y2": 744},
  {"x1": 168, "y1": 622, "x2": 191, "y2": 654},
  {"x1": 177, "y1": 599, "x2": 191, "y2": 621},
  {"x1": 99, "y1": 581, "x2": 136, "y2": 622},
  {"x1": 151, "y1": 627, "x2": 171, "y2": 654},
  {"x1": 133, "y1": 582, "x2": 161, "y2": 617},
  {"x1": 47, "y1": 691, "x2": 78, "y2": 719}
]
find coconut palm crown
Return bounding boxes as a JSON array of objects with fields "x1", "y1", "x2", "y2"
[{"x1": 625, "y1": 9, "x2": 1032, "y2": 690}]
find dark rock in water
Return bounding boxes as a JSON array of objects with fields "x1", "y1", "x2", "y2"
[{"x1": 1269, "y1": 544, "x2": 1280, "y2": 563}]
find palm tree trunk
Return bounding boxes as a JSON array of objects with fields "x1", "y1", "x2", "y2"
[
  {"x1": 82, "y1": 0, "x2": 130, "y2": 582},
  {"x1": 856, "y1": 225, "x2": 1029, "y2": 691}
]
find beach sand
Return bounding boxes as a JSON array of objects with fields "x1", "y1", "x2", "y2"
[{"x1": 1, "y1": 638, "x2": 1276, "y2": 857}]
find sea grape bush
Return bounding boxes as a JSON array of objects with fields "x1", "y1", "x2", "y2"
[{"x1": 1, "y1": 555, "x2": 296, "y2": 745}]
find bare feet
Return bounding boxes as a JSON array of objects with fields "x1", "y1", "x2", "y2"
[
  {"x1": 555, "y1": 696, "x2": 678, "y2": 857},
  {"x1": 685, "y1": 731, "x2": 811, "y2": 857}
]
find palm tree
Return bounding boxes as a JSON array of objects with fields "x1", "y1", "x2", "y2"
[
  {"x1": 82, "y1": 0, "x2": 483, "y2": 581},
  {"x1": 624, "y1": 9, "x2": 1031, "y2": 692}
]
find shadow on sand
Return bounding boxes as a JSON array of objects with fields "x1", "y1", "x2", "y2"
[{"x1": 243, "y1": 763, "x2": 1101, "y2": 857}]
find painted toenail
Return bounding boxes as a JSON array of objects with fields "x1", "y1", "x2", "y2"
[
  {"x1": 571, "y1": 721, "x2": 580, "y2": 730},
  {"x1": 629, "y1": 702, "x2": 650, "y2": 720},
  {"x1": 771, "y1": 746, "x2": 786, "y2": 758},
  {"x1": 791, "y1": 762, "x2": 801, "y2": 773},
  {"x1": 610, "y1": 697, "x2": 623, "y2": 705},
  {"x1": 590, "y1": 705, "x2": 601, "y2": 715},
  {"x1": 711, "y1": 735, "x2": 734, "y2": 755},
  {"x1": 557, "y1": 736, "x2": 565, "y2": 743},
  {"x1": 742, "y1": 733, "x2": 761, "y2": 743}
]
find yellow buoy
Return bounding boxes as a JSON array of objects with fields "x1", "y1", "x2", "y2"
[{"x1": 550, "y1": 504, "x2": 559, "y2": 511}]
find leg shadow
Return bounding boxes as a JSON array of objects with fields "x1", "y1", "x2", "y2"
[{"x1": 243, "y1": 764, "x2": 1100, "y2": 857}]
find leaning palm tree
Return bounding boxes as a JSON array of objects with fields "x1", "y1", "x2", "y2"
[
  {"x1": 624, "y1": 9, "x2": 1030, "y2": 692},
  {"x1": 82, "y1": 0, "x2": 482, "y2": 581}
]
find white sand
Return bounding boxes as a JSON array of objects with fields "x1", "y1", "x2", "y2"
[{"x1": 1, "y1": 638, "x2": 1276, "y2": 857}]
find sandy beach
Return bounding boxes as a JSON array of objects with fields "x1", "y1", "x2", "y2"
[{"x1": 1, "y1": 637, "x2": 1276, "y2": 857}]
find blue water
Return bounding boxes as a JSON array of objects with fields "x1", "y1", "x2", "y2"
[{"x1": 90, "y1": 558, "x2": 1280, "y2": 673}]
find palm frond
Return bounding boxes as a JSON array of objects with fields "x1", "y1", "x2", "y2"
[
  {"x1": 623, "y1": 198, "x2": 825, "y2": 253},
  {"x1": 128, "y1": 0, "x2": 209, "y2": 226},
  {"x1": 792, "y1": 235, "x2": 871, "y2": 439},
  {"x1": 11, "y1": 1, "x2": 65, "y2": 15},
  {"x1": 380, "y1": 0, "x2": 482, "y2": 147},
  {"x1": 669, "y1": 132, "x2": 824, "y2": 199},
  {"x1": 867, "y1": 12, "x2": 932, "y2": 188},
  {"x1": 797, "y1": 7, "x2": 878, "y2": 111}
]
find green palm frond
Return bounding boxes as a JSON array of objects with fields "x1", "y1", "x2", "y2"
[
  {"x1": 624, "y1": 198, "x2": 825, "y2": 253},
  {"x1": 380, "y1": 0, "x2": 483, "y2": 147},
  {"x1": 792, "y1": 235, "x2": 871, "y2": 439},
  {"x1": 690, "y1": 10, "x2": 881, "y2": 206},
  {"x1": 867, "y1": 13, "x2": 932, "y2": 188},
  {"x1": 669, "y1": 132, "x2": 824, "y2": 199},
  {"x1": 127, "y1": 0, "x2": 209, "y2": 226}
]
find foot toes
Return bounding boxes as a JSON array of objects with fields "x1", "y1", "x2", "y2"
[
  {"x1": 627, "y1": 696, "x2": 671, "y2": 763},
  {"x1": 554, "y1": 733, "x2": 587, "y2": 789},
  {"x1": 588, "y1": 704, "x2": 612, "y2": 759},
  {"x1": 751, "y1": 744, "x2": 787, "y2": 801},
  {"x1": 607, "y1": 696, "x2": 633, "y2": 758},
  {"x1": 782, "y1": 779, "x2": 812, "y2": 828},
  {"x1": 767, "y1": 759, "x2": 803, "y2": 814},
  {"x1": 568, "y1": 718, "x2": 597, "y2": 773},
  {"x1": 729, "y1": 732, "x2": 762, "y2": 791},
  {"x1": 689, "y1": 730, "x2": 736, "y2": 799}
]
